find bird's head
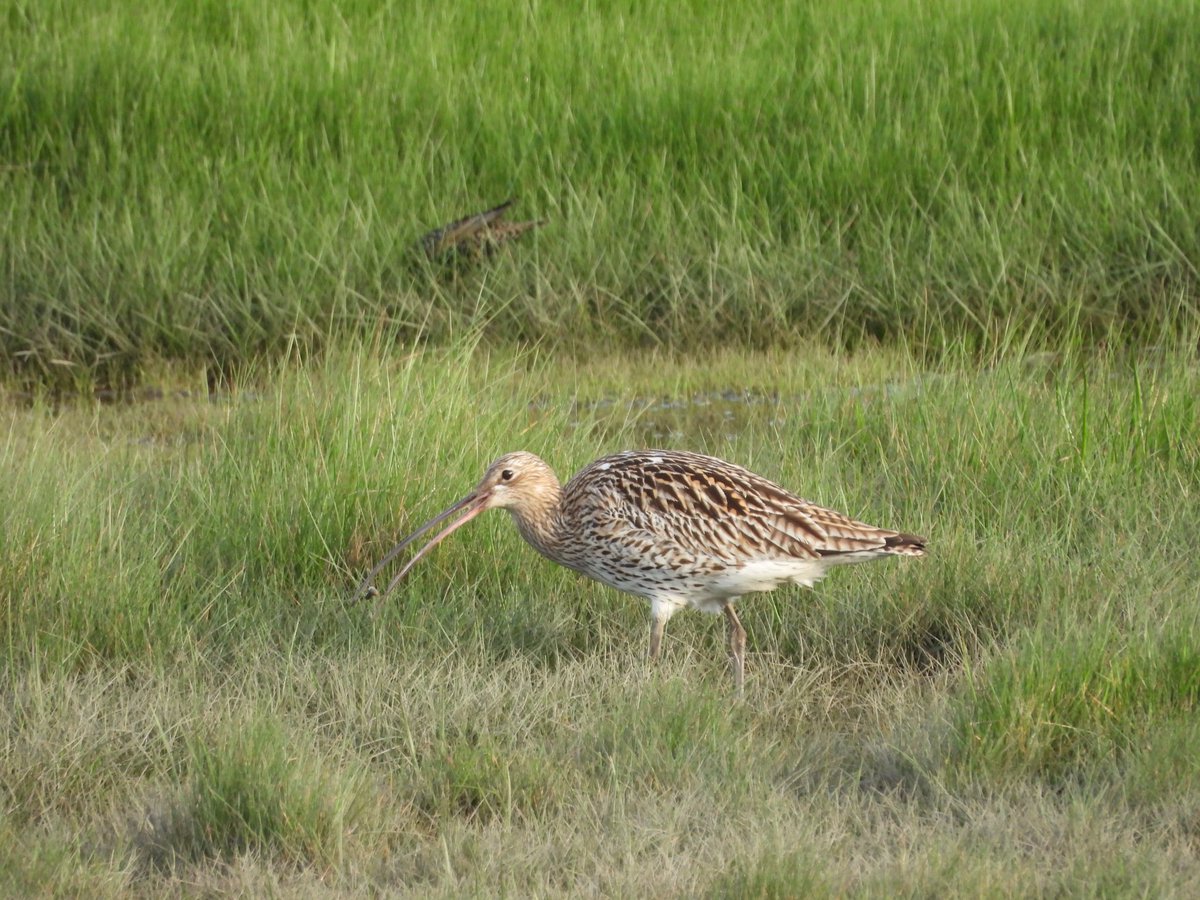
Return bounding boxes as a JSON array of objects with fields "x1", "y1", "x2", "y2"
[
  {"x1": 473, "y1": 451, "x2": 559, "y2": 512},
  {"x1": 352, "y1": 451, "x2": 560, "y2": 605}
]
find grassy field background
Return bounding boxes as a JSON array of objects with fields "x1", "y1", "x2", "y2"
[
  {"x1": 3, "y1": 345, "x2": 1199, "y2": 894},
  {"x1": 3, "y1": 0, "x2": 1200, "y2": 387},
  {"x1": 4, "y1": 0, "x2": 1200, "y2": 894}
]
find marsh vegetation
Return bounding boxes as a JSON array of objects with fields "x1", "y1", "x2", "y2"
[
  {"x1": 3, "y1": 0, "x2": 1199, "y2": 387},
  {"x1": 3, "y1": 0, "x2": 1200, "y2": 894},
  {"x1": 4, "y1": 346, "x2": 1199, "y2": 894}
]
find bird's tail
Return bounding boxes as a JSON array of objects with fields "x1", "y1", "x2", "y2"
[{"x1": 883, "y1": 532, "x2": 927, "y2": 556}]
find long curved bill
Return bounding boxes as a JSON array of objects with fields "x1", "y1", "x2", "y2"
[{"x1": 352, "y1": 491, "x2": 489, "y2": 607}]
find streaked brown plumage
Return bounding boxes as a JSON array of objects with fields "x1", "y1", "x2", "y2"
[
  {"x1": 416, "y1": 199, "x2": 544, "y2": 261},
  {"x1": 356, "y1": 450, "x2": 926, "y2": 691}
]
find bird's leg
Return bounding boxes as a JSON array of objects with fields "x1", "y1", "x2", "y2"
[
  {"x1": 648, "y1": 612, "x2": 667, "y2": 662},
  {"x1": 723, "y1": 605, "x2": 747, "y2": 694}
]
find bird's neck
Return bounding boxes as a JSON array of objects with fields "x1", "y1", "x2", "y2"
[{"x1": 507, "y1": 484, "x2": 567, "y2": 559}]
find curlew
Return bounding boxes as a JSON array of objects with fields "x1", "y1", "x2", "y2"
[
  {"x1": 416, "y1": 198, "x2": 544, "y2": 262},
  {"x1": 355, "y1": 450, "x2": 925, "y2": 691}
]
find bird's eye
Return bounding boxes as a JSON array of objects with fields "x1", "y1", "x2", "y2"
[{"x1": 501, "y1": 469, "x2": 515, "y2": 481}]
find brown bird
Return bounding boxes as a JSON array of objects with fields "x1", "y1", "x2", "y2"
[
  {"x1": 356, "y1": 450, "x2": 926, "y2": 691},
  {"x1": 416, "y1": 199, "x2": 544, "y2": 262}
]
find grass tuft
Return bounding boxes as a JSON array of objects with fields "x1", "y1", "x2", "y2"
[
  {"x1": 142, "y1": 715, "x2": 372, "y2": 872},
  {"x1": 951, "y1": 620, "x2": 1200, "y2": 784},
  {"x1": 705, "y1": 850, "x2": 831, "y2": 899}
]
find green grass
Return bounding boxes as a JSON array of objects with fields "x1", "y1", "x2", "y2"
[
  {"x1": 3, "y1": 342, "x2": 1199, "y2": 893},
  {"x1": 4, "y1": 0, "x2": 1200, "y2": 891},
  {"x1": 4, "y1": 0, "x2": 1200, "y2": 387}
]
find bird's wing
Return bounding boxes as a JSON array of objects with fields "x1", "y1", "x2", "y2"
[{"x1": 568, "y1": 450, "x2": 905, "y2": 565}]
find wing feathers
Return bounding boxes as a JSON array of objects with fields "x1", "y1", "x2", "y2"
[{"x1": 566, "y1": 450, "x2": 925, "y2": 566}]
